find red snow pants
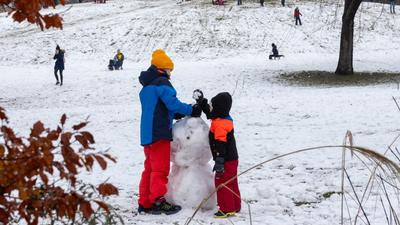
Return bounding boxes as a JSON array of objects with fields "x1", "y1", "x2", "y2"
[
  {"x1": 215, "y1": 160, "x2": 241, "y2": 213},
  {"x1": 138, "y1": 140, "x2": 171, "y2": 208}
]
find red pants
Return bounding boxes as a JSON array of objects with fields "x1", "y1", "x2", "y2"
[
  {"x1": 138, "y1": 140, "x2": 171, "y2": 208},
  {"x1": 215, "y1": 160, "x2": 241, "y2": 213}
]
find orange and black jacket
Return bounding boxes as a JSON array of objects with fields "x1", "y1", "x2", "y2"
[{"x1": 209, "y1": 116, "x2": 238, "y2": 161}]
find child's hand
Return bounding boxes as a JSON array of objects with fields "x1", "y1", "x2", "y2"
[
  {"x1": 200, "y1": 98, "x2": 211, "y2": 118},
  {"x1": 215, "y1": 171, "x2": 224, "y2": 179},
  {"x1": 193, "y1": 89, "x2": 204, "y2": 103},
  {"x1": 174, "y1": 113, "x2": 185, "y2": 120},
  {"x1": 191, "y1": 104, "x2": 202, "y2": 117},
  {"x1": 213, "y1": 157, "x2": 225, "y2": 174},
  {"x1": 199, "y1": 98, "x2": 208, "y2": 109}
]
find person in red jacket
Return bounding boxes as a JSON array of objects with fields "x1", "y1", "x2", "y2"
[
  {"x1": 294, "y1": 7, "x2": 302, "y2": 25},
  {"x1": 196, "y1": 91, "x2": 241, "y2": 218}
]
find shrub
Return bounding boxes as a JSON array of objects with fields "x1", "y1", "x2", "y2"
[{"x1": 0, "y1": 106, "x2": 121, "y2": 225}]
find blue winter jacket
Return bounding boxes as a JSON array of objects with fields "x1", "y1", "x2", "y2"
[{"x1": 139, "y1": 65, "x2": 193, "y2": 146}]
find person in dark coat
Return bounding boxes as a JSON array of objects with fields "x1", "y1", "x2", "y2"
[
  {"x1": 137, "y1": 49, "x2": 202, "y2": 215},
  {"x1": 272, "y1": 43, "x2": 279, "y2": 56},
  {"x1": 390, "y1": 0, "x2": 396, "y2": 14},
  {"x1": 294, "y1": 7, "x2": 302, "y2": 25},
  {"x1": 281, "y1": 0, "x2": 285, "y2": 6},
  {"x1": 53, "y1": 45, "x2": 65, "y2": 86},
  {"x1": 269, "y1": 43, "x2": 284, "y2": 60},
  {"x1": 198, "y1": 92, "x2": 241, "y2": 219},
  {"x1": 237, "y1": 0, "x2": 242, "y2": 5},
  {"x1": 260, "y1": 0, "x2": 264, "y2": 6}
]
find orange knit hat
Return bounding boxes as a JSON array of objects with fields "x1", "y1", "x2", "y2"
[{"x1": 151, "y1": 49, "x2": 174, "y2": 71}]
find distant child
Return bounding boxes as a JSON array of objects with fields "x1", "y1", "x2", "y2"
[
  {"x1": 390, "y1": 0, "x2": 396, "y2": 14},
  {"x1": 53, "y1": 45, "x2": 65, "y2": 86},
  {"x1": 113, "y1": 49, "x2": 124, "y2": 70},
  {"x1": 197, "y1": 91, "x2": 241, "y2": 218},
  {"x1": 294, "y1": 7, "x2": 302, "y2": 25},
  {"x1": 108, "y1": 49, "x2": 124, "y2": 71},
  {"x1": 269, "y1": 43, "x2": 280, "y2": 59}
]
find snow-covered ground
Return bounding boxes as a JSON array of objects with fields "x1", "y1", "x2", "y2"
[{"x1": 0, "y1": 0, "x2": 400, "y2": 224}]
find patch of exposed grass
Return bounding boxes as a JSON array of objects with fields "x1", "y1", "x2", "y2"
[
  {"x1": 293, "y1": 191, "x2": 341, "y2": 207},
  {"x1": 294, "y1": 200, "x2": 320, "y2": 206},
  {"x1": 274, "y1": 71, "x2": 400, "y2": 87},
  {"x1": 322, "y1": 191, "x2": 341, "y2": 199}
]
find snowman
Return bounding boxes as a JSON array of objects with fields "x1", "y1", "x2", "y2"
[{"x1": 166, "y1": 91, "x2": 216, "y2": 210}]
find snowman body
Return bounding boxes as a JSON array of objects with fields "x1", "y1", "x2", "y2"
[{"x1": 166, "y1": 117, "x2": 216, "y2": 210}]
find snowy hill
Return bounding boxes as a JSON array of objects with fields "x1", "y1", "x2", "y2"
[
  {"x1": 0, "y1": 0, "x2": 400, "y2": 224},
  {"x1": 0, "y1": 0, "x2": 399, "y2": 70}
]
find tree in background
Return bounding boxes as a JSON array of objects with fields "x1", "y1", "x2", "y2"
[
  {"x1": 335, "y1": 0, "x2": 363, "y2": 75},
  {"x1": 0, "y1": 0, "x2": 65, "y2": 30}
]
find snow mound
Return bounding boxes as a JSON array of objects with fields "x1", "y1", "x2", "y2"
[{"x1": 167, "y1": 117, "x2": 216, "y2": 210}]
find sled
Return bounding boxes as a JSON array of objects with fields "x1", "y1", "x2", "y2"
[
  {"x1": 269, "y1": 54, "x2": 284, "y2": 60},
  {"x1": 108, "y1": 59, "x2": 123, "y2": 71}
]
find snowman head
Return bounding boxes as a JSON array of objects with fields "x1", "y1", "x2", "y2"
[{"x1": 171, "y1": 117, "x2": 212, "y2": 167}]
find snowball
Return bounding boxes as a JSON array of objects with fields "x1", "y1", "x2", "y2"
[{"x1": 167, "y1": 117, "x2": 216, "y2": 210}]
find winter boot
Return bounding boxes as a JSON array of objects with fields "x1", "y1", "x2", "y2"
[
  {"x1": 138, "y1": 204, "x2": 151, "y2": 214},
  {"x1": 214, "y1": 211, "x2": 236, "y2": 218},
  {"x1": 149, "y1": 197, "x2": 182, "y2": 215}
]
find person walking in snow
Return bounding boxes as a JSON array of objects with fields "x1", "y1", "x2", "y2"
[
  {"x1": 137, "y1": 49, "x2": 202, "y2": 215},
  {"x1": 53, "y1": 45, "x2": 65, "y2": 86},
  {"x1": 390, "y1": 0, "x2": 396, "y2": 14},
  {"x1": 237, "y1": 0, "x2": 242, "y2": 5},
  {"x1": 260, "y1": 0, "x2": 264, "y2": 6},
  {"x1": 294, "y1": 7, "x2": 302, "y2": 25},
  {"x1": 281, "y1": 0, "x2": 285, "y2": 6},
  {"x1": 198, "y1": 91, "x2": 241, "y2": 219}
]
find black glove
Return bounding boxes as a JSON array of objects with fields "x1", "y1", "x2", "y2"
[
  {"x1": 191, "y1": 104, "x2": 202, "y2": 117},
  {"x1": 193, "y1": 89, "x2": 204, "y2": 103},
  {"x1": 174, "y1": 113, "x2": 185, "y2": 120},
  {"x1": 213, "y1": 157, "x2": 225, "y2": 174},
  {"x1": 199, "y1": 98, "x2": 210, "y2": 119}
]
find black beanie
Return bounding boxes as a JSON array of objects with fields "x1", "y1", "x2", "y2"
[{"x1": 210, "y1": 92, "x2": 232, "y2": 119}]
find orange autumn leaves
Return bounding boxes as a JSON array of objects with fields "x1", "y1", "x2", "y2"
[
  {"x1": 0, "y1": 107, "x2": 119, "y2": 225},
  {"x1": 2, "y1": 0, "x2": 65, "y2": 30}
]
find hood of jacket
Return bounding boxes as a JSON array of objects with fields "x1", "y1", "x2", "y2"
[
  {"x1": 210, "y1": 92, "x2": 232, "y2": 119},
  {"x1": 139, "y1": 65, "x2": 169, "y2": 87}
]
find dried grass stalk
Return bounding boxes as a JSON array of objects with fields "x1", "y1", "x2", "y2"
[{"x1": 185, "y1": 145, "x2": 400, "y2": 225}]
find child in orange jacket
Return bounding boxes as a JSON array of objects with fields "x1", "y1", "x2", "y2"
[{"x1": 196, "y1": 91, "x2": 241, "y2": 218}]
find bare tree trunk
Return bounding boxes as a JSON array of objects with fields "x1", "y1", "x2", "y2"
[
  {"x1": 335, "y1": 0, "x2": 362, "y2": 75},
  {"x1": 336, "y1": 18, "x2": 354, "y2": 75}
]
